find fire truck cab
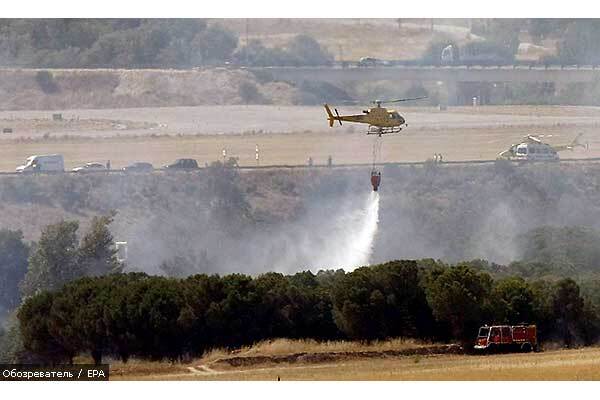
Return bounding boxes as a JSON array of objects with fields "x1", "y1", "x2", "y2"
[{"x1": 474, "y1": 324, "x2": 537, "y2": 353}]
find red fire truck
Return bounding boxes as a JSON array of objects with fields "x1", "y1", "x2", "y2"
[{"x1": 474, "y1": 324, "x2": 538, "y2": 353}]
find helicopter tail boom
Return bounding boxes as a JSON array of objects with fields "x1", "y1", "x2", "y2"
[{"x1": 571, "y1": 133, "x2": 586, "y2": 149}]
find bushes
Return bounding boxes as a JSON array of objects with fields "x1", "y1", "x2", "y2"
[
  {"x1": 233, "y1": 35, "x2": 333, "y2": 67},
  {"x1": 18, "y1": 270, "x2": 339, "y2": 363},
  {"x1": 0, "y1": 230, "x2": 29, "y2": 312},
  {"x1": 18, "y1": 260, "x2": 600, "y2": 363},
  {"x1": 331, "y1": 261, "x2": 431, "y2": 340},
  {"x1": 35, "y1": 70, "x2": 59, "y2": 94},
  {"x1": 460, "y1": 40, "x2": 515, "y2": 65},
  {"x1": 238, "y1": 81, "x2": 264, "y2": 104},
  {"x1": 424, "y1": 264, "x2": 492, "y2": 341}
]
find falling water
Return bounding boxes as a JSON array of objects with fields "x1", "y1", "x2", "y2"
[{"x1": 310, "y1": 191, "x2": 381, "y2": 271}]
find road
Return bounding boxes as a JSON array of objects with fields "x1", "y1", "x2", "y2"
[
  {"x1": 250, "y1": 64, "x2": 600, "y2": 84},
  {"x1": 2, "y1": 105, "x2": 599, "y2": 171}
]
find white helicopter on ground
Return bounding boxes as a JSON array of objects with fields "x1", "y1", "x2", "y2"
[{"x1": 497, "y1": 133, "x2": 587, "y2": 161}]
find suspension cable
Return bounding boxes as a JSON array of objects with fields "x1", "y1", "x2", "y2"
[{"x1": 372, "y1": 134, "x2": 382, "y2": 171}]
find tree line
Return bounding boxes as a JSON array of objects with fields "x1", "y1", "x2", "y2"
[
  {"x1": 423, "y1": 19, "x2": 600, "y2": 67},
  {"x1": 0, "y1": 215, "x2": 122, "y2": 318},
  {"x1": 3, "y1": 197, "x2": 600, "y2": 363},
  {"x1": 0, "y1": 19, "x2": 333, "y2": 69},
  {"x1": 13, "y1": 259, "x2": 600, "y2": 365},
  {"x1": 4, "y1": 19, "x2": 600, "y2": 69}
]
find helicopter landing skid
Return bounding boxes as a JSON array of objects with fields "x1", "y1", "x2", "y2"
[{"x1": 366, "y1": 126, "x2": 402, "y2": 135}]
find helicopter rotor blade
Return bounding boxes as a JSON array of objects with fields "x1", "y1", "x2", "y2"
[
  {"x1": 373, "y1": 96, "x2": 428, "y2": 104},
  {"x1": 334, "y1": 108, "x2": 342, "y2": 126}
]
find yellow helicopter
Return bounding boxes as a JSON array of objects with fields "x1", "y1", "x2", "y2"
[{"x1": 324, "y1": 97, "x2": 427, "y2": 136}]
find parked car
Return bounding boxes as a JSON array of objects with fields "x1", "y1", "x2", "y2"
[
  {"x1": 122, "y1": 162, "x2": 154, "y2": 172},
  {"x1": 72, "y1": 162, "x2": 107, "y2": 173},
  {"x1": 16, "y1": 154, "x2": 64, "y2": 173},
  {"x1": 163, "y1": 158, "x2": 199, "y2": 170}
]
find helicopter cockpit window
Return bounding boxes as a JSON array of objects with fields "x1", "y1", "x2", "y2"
[{"x1": 517, "y1": 147, "x2": 527, "y2": 154}]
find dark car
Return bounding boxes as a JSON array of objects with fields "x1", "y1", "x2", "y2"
[
  {"x1": 163, "y1": 158, "x2": 199, "y2": 170},
  {"x1": 122, "y1": 162, "x2": 154, "y2": 172}
]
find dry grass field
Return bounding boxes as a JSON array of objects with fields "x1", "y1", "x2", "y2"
[
  {"x1": 221, "y1": 19, "x2": 476, "y2": 61},
  {"x1": 107, "y1": 339, "x2": 600, "y2": 381},
  {"x1": 0, "y1": 105, "x2": 598, "y2": 171}
]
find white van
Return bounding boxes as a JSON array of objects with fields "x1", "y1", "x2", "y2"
[{"x1": 16, "y1": 154, "x2": 65, "y2": 173}]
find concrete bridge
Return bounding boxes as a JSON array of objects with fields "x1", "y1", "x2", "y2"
[
  {"x1": 249, "y1": 65, "x2": 600, "y2": 105},
  {"x1": 249, "y1": 65, "x2": 600, "y2": 84}
]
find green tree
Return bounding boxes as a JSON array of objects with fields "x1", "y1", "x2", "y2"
[
  {"x1": 206, "y1": 159, "x2": 250, "y2": 227},
  {"x1": 78, "y1": 214, "x2": 123, "y2": 277},
  {"x1": 35, "y1": 70, "x2": 59, "y2": 93},
  {"x1": 179, "y1": 273, "x2": 225, "y2": 355},
  {"x1": 288, "y1": 271, "x2": 341, "y2": 339},
  {"x1": 529, "y1": 19, "x2": 569, "y2": 43},
  {"x1": 517, "y1": 226, "x2": 600, "y2": 276},
  {"x1": 424, "y1": 264, "x2": 492, "y2": 342},
  {"x1": 0, "y1": 312, "x2": 26, "y2": 363},
  {"x1": 551, "y1": 278, "x2": 585, "y2": 347},
  {"x1": 0, "y1": 229, "x2": 29, "y2": 312},
  {"x1": 205, "y1": 273, "x2": 261, "y2": 348},
  {"x1": 238, "y1": 81, "x2": 264, "y2": 104},
  {"x1": 490, "y1": 277, "x2": 535, "y2": 324},
  {"x1": 233, "y1": 35, "x2": 332, "y2": 67},
  {"x1": 331, "y1": 260, "x2": 432, "y2": 341},
  {"x1": 131, "y1": 277, "x2": 187, "y2": 360},
  {"x1": 102, "y1": 273, "x2": 150, "y2": 362},
  {"x1": 20, "y1": 220, "x2": 80, "y2": 297},
  {"x1": 285, "y1": 34, "x2": 333, "y2": 66},
  {"x1": 558, "y1": 20, "x2": 600, "y2": 65},
  {"x1": 528, "y1": 280, "x2": 555, "y2": 342},
  {"x1": 191, "y1": 24, "x2": 238, "y2": 65},
  {"x1": 421, "y1": 39, "x2": 458, "y2": 65},
  {"x1": 49, "y1": 277, "x2": 112, "y2": 364},
  {"x1": 18, "y1": 291, "x2": 73, "y2": 364}
]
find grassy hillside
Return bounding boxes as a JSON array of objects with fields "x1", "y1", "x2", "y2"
[
  {"x1": 108, "y1": 341, "x2": 600, "y2": 380},
  {"x1": 221, "y1": 19, "x2": 467, "y2": 61},
  {"x1": 0, "y1": 68, "x2": 301, "y2": 110},
  {"x1": 2, "y1": 162, "x2": 600, "y2": 276}
]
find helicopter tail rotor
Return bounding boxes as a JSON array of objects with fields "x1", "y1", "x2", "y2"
[{"x1": 334, "y1": 108, "x2": 343, "y2": 126}]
